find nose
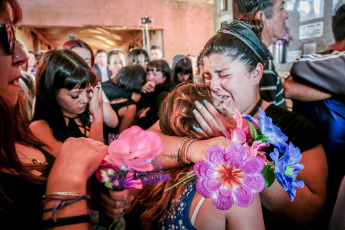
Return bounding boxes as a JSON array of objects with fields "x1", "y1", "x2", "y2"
[
  {"x1": 209, "y1": 76, "x2": 221, "y2": 92},
  {"x1": 80, "y1": 90, "x2": 90, "y2": 104},
  {"x1": 12, "y1": 42, "x2": 28, "y2": 67},
  {"x1": 284, "y1": 9, "x2": 289, "y2": 19},
  {"x1": 146, "y1": 73, "x2": 153, "y2": 81}
]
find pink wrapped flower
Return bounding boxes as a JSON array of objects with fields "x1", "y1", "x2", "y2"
[
  {"x1": 194, "y1": 144, "x2": 265, "y2": 210},
  {"x1": 104, "y1": 126, "x2": 163, "y2": 172},
  {"x1": 223, "y1": 109, "x2": 253, "y2": 144}
]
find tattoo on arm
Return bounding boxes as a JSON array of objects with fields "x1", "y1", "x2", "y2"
[{"x1": 164, "y1": 153, "x2": 178, "y2": 160}]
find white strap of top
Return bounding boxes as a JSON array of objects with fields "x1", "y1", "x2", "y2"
[{"x1": 191, "y1": 197, "x2": 206, "y2": 225}]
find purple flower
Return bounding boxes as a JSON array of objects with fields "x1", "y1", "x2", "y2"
[
  {"x1": 258, "y1": 108, "x2": 288, "y2": 153},
  {"x1": 270, "y1": 143, "x2": 305, "y2": 201},
  {"x1": 95, "y1": 162, "x2": 142, "y2": 190},
  {"x1": 194, "y1": 144, "x2": 265, "y2": 210}
]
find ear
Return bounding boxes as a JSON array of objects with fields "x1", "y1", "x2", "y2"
[
  {"x1": 254, "y1": 10, "x2": 267, "y2": 22},
  {"x1": 251, "y1": 62, "x2": 264, "y2": 85}
]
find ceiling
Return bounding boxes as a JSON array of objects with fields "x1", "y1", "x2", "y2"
[{"x1": 23, "y1": 25, "x2": 143, "y2": 53}]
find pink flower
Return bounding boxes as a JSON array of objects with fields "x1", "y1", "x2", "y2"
[
  {"x1": 194, "y1": 144, "x2": 265, "y2": 210},
  {"x1": 223, "y1": 109, "x2": 253, "y2": 144},
  {"x1": 104, "y1": 126, "x2": 163, "y2": 172},
  {"x1": 244, "y1": 141, "x2": 270, "y2": 165}
]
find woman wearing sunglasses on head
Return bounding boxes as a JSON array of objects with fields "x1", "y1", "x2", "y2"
[{"x1": 0, "y1": 1, "x2": 132, "y2": 229}]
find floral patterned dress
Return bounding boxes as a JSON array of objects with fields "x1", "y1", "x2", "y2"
[{"x1": 160, "y1": 182, "x2": 197, "y2": 230}]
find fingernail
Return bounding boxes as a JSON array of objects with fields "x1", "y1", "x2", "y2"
[
  {"x1": 193, "y1": 109, "x2": 200, "y2": 117},
  {"x1": 220, "y1": 108, "x2": 226, "y2": 115},
  {"x1": 194, "y1": 101, "x2": 202, "y2": 109},
  {"x1": 203, "y1": 100, "x2": 210, "y2": 108},
  {"x1": 193, "y1": 125, "x2": 201, "y2": 133},
  {"x1": 96, "y1": 86, "x2": 100, "y2": 89}
]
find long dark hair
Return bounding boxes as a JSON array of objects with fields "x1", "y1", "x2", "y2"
[
  {"x1": 146, "y1": 59, "x2": 172, "y2": 83},
  {"x1": 33, "y1": 49, "x2": 96, "y2": 142},
  {"x1": 172, "y1": 57, "x2": 193, "y2": 83},
  {"x1": 114, "y1": 65, "x2": 145, "y2": 93},
  {"x1": 0, "y1": 93, "x2": 44, "y2": 183}
]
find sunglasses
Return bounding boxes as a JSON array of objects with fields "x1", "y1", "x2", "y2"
[{"x1": 0, "y1": 24, "x2": 15, "y2": 55}]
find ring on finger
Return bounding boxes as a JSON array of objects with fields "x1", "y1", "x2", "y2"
[
  {"x1": 120, "y1": 200, "x2": 127, "y2": 208},
  {"x1": 118, "y1": 208, "x2": 127, "y2": 215}
]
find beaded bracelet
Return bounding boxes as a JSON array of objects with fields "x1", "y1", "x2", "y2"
[{"x1": 42, "y1": 214, "x2": 90, "y2": 228}]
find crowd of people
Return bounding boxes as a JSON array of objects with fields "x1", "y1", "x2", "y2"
[{"x1": 1, "y1": 0, "x2": 344, "y2": 229}]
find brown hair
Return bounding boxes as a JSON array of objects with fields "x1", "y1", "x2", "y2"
[
  {"x1": 159, "y1": 83, "x2": 212, "y2": 139},
  {"x1": 0, "y1": 0, "x2": 22, "y2": 24},
  {"x1": 130, "y1": 83, "x2": 213, "y2": 229}
]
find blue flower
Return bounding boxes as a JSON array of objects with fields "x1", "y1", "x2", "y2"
[
  {"x1": 270, "y1": 143, "x2": 305, "y2": 201},
  {"x1": 258, "y1": 108, "x2": 288, "y2": 153}
]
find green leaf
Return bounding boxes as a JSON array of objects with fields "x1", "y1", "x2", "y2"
[
  {"x1": 255, "y1": 135, "x2": 269, "y2": 143},
  {"x1": 261, "y1": 165, "x2": 276, "y2": 187},
  {"x1": 164, "y1": 171, "x2": 196, "y2": 192},
  {"x1": 248, "y1": 122, "x2": 258, "y2": 139}
]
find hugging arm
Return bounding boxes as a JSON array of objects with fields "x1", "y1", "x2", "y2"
[
  {"x1": 149, "y1": 121, "x2": 232, "y2": 169},
  {"x1": 260, "y1": 144, "x2": 327, "y2": 227},
  {"x1": 283, "y1": 77, "x2": 332, "y2": 101}
]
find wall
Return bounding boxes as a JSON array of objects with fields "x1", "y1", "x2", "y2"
[
  {"x1": 275, "y1": 0, "x2": 345, "y2": 74},
  {"x1": 17, "y1": 0, "x2": 214, "y2": 64}
]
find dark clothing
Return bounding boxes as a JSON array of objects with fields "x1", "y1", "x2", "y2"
[
  {"x1": 95, "y1": 64, "x2": 112, "y2": 83},
  {"x1": 103, "y1": 100, "x2": 136, "y2": 144},
  {"x1": 64, "y1": 116, "x2": 89, "y2": 138},
  {"x1": 0, "y1": 147, "x2": 55, "y2": 229},
  {"x1": 290, "y1": 50, "x2": 345, "y2": 95},
  {"x1": 260, "y1": 58, "x2": 286, "y2": 108},
  {"x1": 136, "y1": 82, "x2": 178, "y2": 129},
  {"x1": 263, "y1": 105, "x2": 322, "y2": 230},
  {"x1": 102, "y1": 80, "x2": 132, "y2": 101},
  {"x1": 290, "y1": 50, "x2": 345, "y2": 229}
]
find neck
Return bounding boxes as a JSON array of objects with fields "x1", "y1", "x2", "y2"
[
  {"x1": 327, "y1": 40, "x2": 345, "y2": 52},
  {"x1": 62, "y1": 110, "x2": 78, "y2": 118},
  {"x1": 260, "y1": 32, "x2": 271, "y2": 48}
]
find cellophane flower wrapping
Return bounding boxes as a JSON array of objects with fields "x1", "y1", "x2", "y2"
[{"x1": 95, "y1": 126, "x2": 171, "y2": 190}]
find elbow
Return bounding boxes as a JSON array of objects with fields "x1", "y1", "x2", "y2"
[
  {"x1": 297, "y1": 191, "x2": 327, "y2": 228},
  {"x1": 282, "y1": 81, "x2": 293, "y2": 99}
]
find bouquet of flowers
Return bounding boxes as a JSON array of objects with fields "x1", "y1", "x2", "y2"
[
  {"x1": 95, "y1": 126, "x2": 171, "y2": 191},
  {"x1": 166, "y1": 109, "x2": 304, "y2": 210}
]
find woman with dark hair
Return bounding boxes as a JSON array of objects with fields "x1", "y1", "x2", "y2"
[
  {"x1": 126, "y1": 48, "x2": 149, "y2": 70},
  {"x1": 136, "y1": 59, "x2": 175, "y2": 129},
  {"x1": 29, "y1": 49, "x2": 133, "y2": 227},
  {"x1": 30, "y1": 49, "x2": 104, "y2": 154},
  {"x1": 0, "y1": 1, "x2": 125, "y2": 229},
  {"x1": 63, "y1": 39, "x2": 119, "y2": 132},
  {"x1": 149, "y1": 20, "x2": 328, "y2": 230},
  {"x1": 171, "y1": 54, "x2": 193, "y2": 83},
  {"x1": 128, "y1": 83, "x2": 264, "y2": 230},
  {"x1": 103, "y1": 65, "x2": 145, "y2": 143}
]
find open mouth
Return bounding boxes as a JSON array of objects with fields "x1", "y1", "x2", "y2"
[{"x1": 9, "y1": 77, "x2": 21, "y2": 85}]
